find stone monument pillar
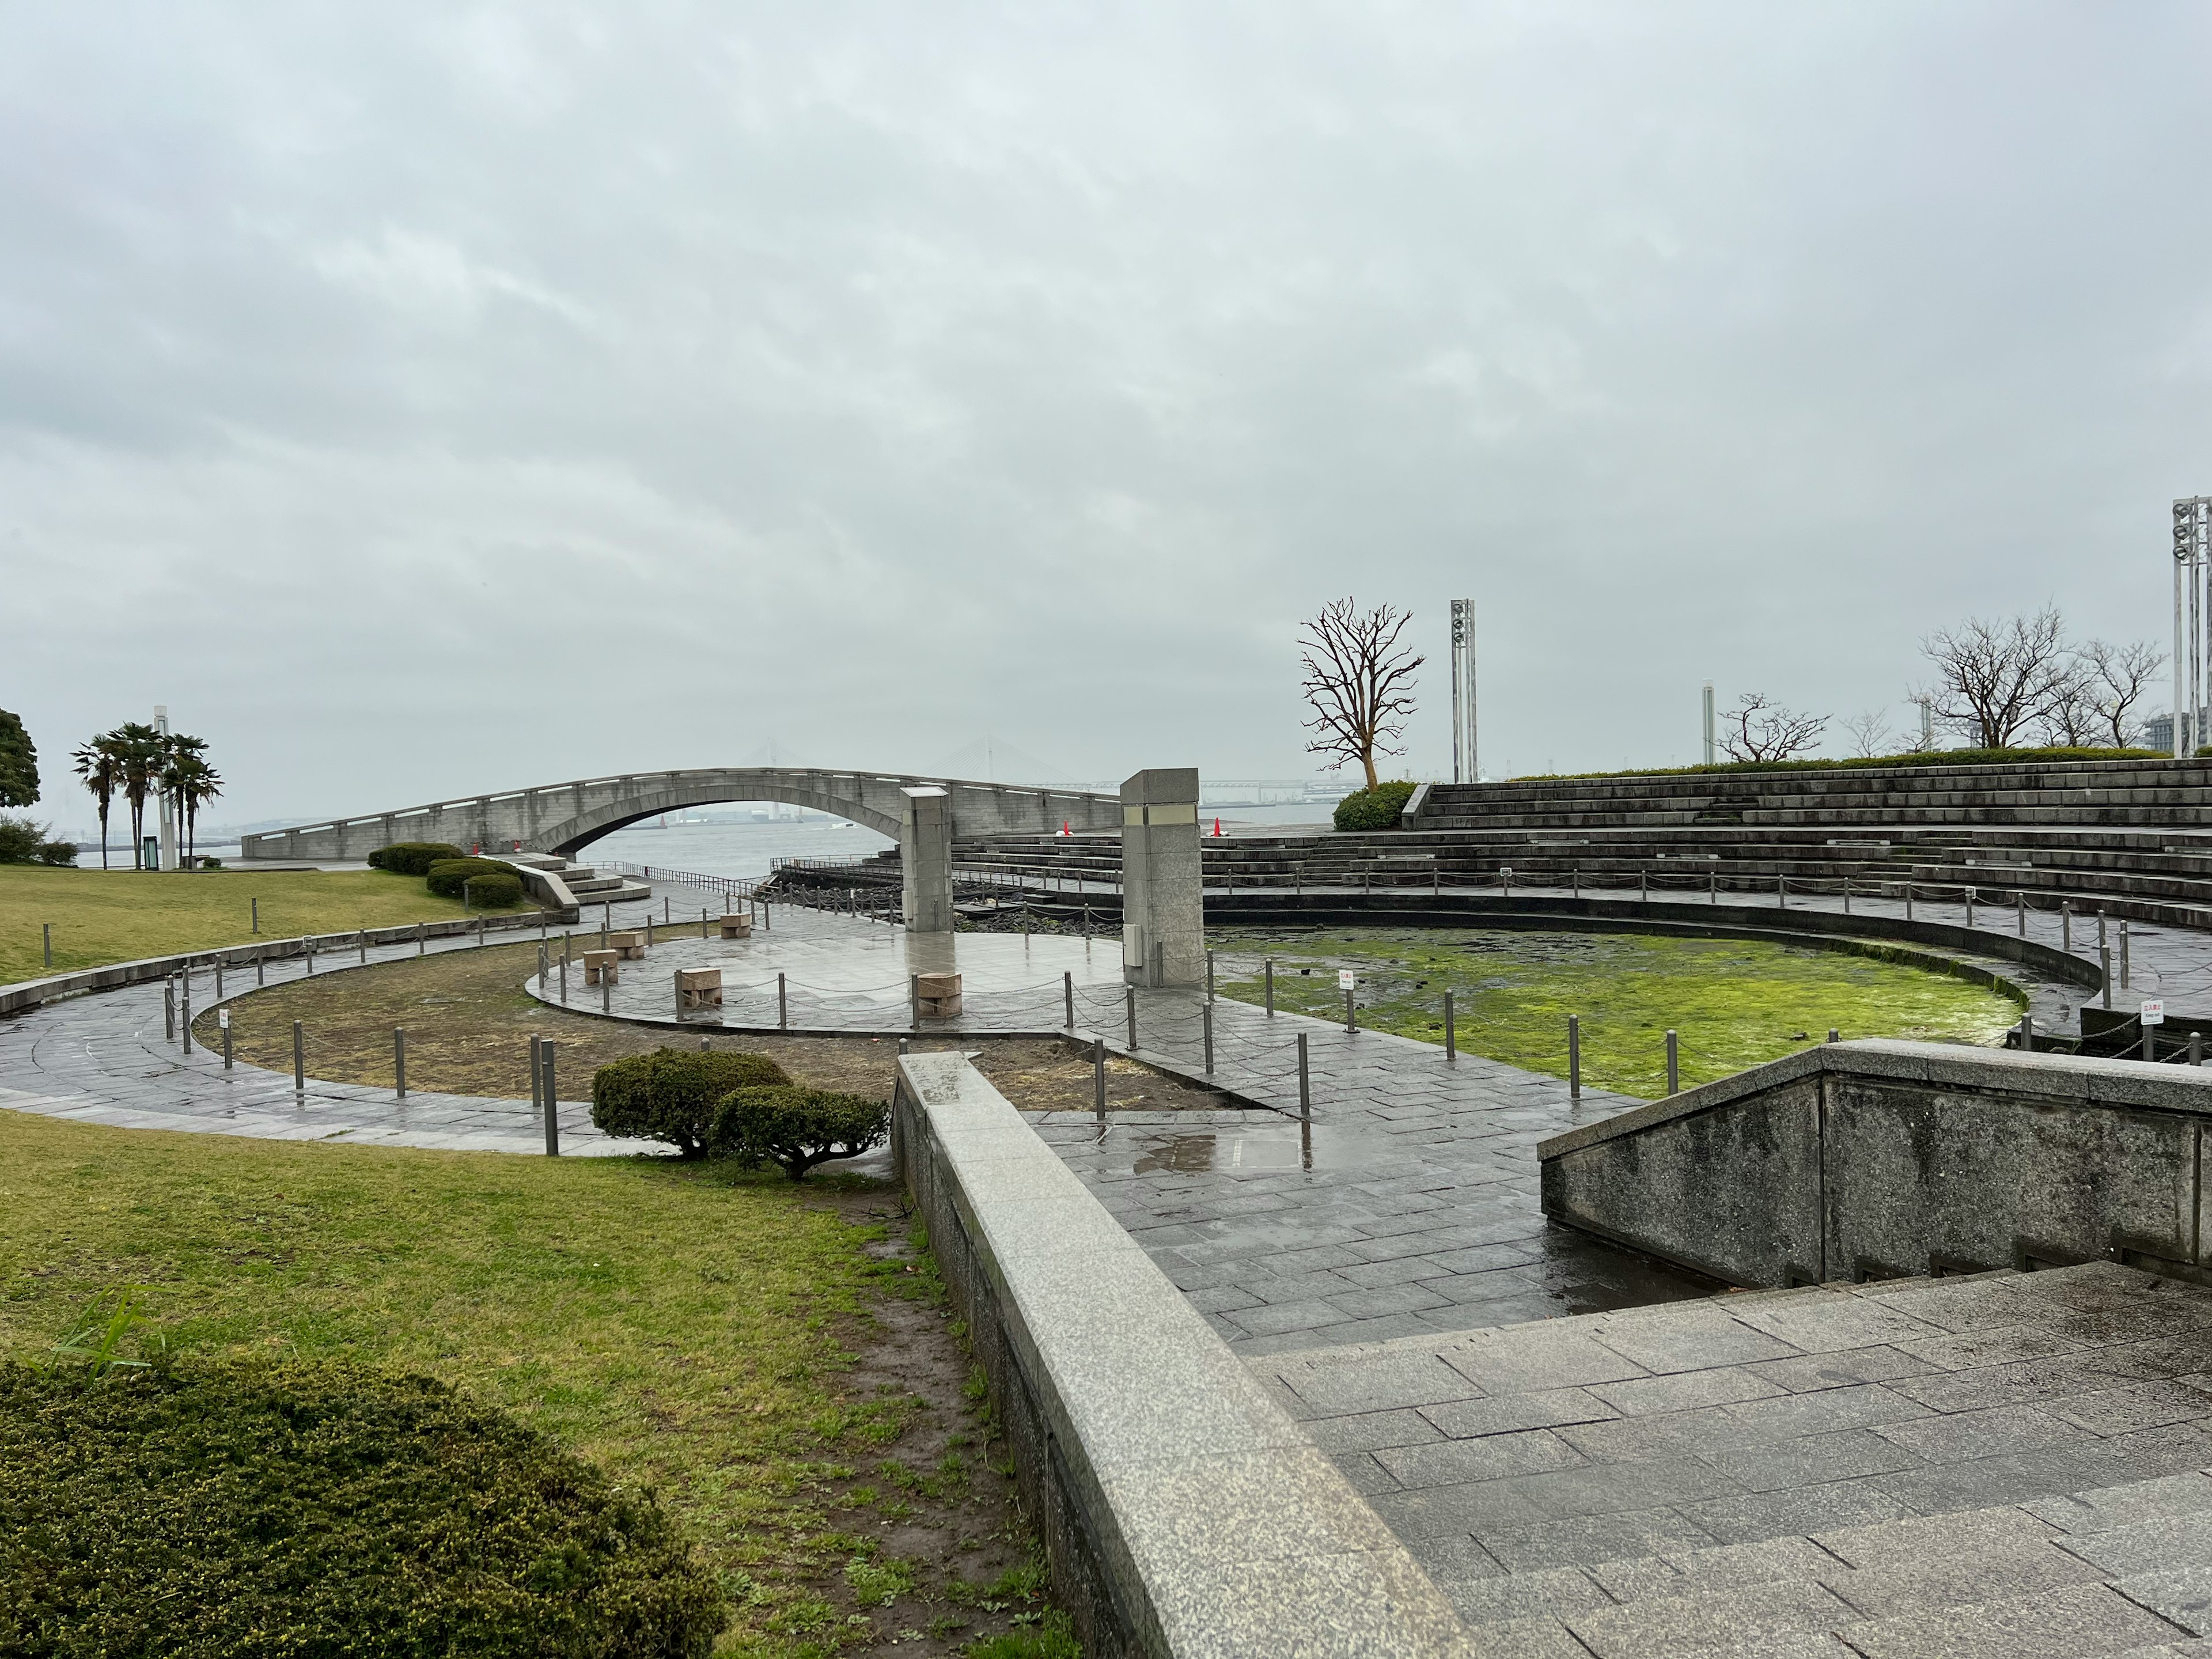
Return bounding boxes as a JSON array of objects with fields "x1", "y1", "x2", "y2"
[
  {"x1": 1120, "y1": 767, "x2": 1203, "y2": 987},
  {"x1": 901, "y1": 786, "x2": 954, "y2": 933}
]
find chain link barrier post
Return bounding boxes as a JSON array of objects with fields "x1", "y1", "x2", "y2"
[
  {"x1": 543, "y1": 1042, "x2": 560, "y2": 1156},
  {"x1": 1666, "y1": 1028, "x2": 1679, "y2": 1096},
  {"x1": 395, "y1": 1028, "x2": 407, "y2": 1099},
  {"x1": 1444, "y1": 990, "x2": 1456, "y2": 1061},
  {"x1": 292, "y1": 1021, "x2": 305, "y2": 1093},
  {"x1": 1569, "y1": 1014, "x2": 1581, "y2": 1100}
]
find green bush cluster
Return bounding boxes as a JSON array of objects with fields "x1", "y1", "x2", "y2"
[
  {"x1": 426, "y1": 857, "x2": 516, "y2": 900},
  {"x1": 367, "y1": 840, "x2": 467, "y2": 876},
  {"x1": 0, "y1": 813, "x2": 78, "y2": 866},
  {"x1": 460, "y1": 871, "x2": 524, "y2": 907},
  {"x1": 0, "y1": 1359, "x2": 725, "y2": 1658},
  {"x1": 1332, "y1": 779, "x2": 1419, "y2": 831},
  {"x1": 590, "y1": 1048, "x2": 792, "y2": 1159},
  {"x1": 711, "y1": 1085, "x2": 892, "y2": 1181}
]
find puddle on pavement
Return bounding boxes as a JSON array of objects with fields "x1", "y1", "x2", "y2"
[{"x1": 1123, "y1": 1120, "x2": 1392, "y2": 1176}]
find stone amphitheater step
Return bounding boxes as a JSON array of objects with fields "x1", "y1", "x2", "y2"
[
  {"x1": 955, "y1": 826, "x2": 2212, "y2": 932},
  {"x1": 504, "y1": 851, "x2": 650, "y2": 906},
  {"x1": 1250, "y1": 1263, "x2": 2212, "y2": 1658}
]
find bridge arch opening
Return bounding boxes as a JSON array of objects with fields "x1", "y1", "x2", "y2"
[{"x1": 569, "y1": 793, "x2": 897, "y2": 881}]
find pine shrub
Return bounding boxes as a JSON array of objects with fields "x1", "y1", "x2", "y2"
[
  {"x1": 370, "y1": 841, "x2": 468, "y2": 876},
  {"x1": 425, "y1": 857, "x2": 514, "y2": 898},
  {"x1": 1332, "y1": 779, "x2": 1418, "y2": 831},
  {"x1": 710, "y1": 1085, "x2": 890, "y2": 1181},
  {"x1": 0, "y1": 1359, "x2": 725, "y2": 1659},
  {"x1": 590, "y1": 1048, "x2": 791, "y2": 1159}
]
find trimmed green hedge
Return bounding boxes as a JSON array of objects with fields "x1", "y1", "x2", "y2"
[
  {"x1": 1520, "y1": 745, "x2": 2168, "y2": 783},
  {"x1": 459, "y1": 872, "x2": 524, "y2": 908},
  {"x1": 369, "y1": 841, "x2": 467, "y2": 876},
  {"x1": 710, "y1": 1085, "x2": 890, "y2": 1181},
  {"x1": 590, "y1": 1048, "x2": 791, "y2": 1159},
  {"x1": 425, "y1": 857, "x2": 514, "y2": 899},
  {"x1": 1332, "y1": 779, "x2": 1419, "y2": 831},
  {"x1": 0, "y1": 1359, "x2": 725, "y2": 1658}
]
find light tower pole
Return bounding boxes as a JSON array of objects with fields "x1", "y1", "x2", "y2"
[
  {"x1": 2179, "y1": 498, "x2": 2211, "y2": 758},
  {"x1": 154, "y1": 704, "x2": 178, "y2": 872},
  {"x1": 1701, "y1": 682, "x2": 1716, "y2": 765},
  {"x1": 1450, "y1": 599, "x2": 1478, "y2": 784}
]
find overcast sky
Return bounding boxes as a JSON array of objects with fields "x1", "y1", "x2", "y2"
[{"x1": 7, "y1": 2, "x2": 2211, "y2": 828}]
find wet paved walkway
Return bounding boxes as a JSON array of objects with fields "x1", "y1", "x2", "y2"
[
  {"x1": 14, "y1": 875, "x2": 2212, "y2": 1357},
  {"x1": 1251, "y1": 1260, "x2": 2212, "y2": 1656},
  {"x1": 0, "y1": 923, "x2": 624, "y2": 1156}
]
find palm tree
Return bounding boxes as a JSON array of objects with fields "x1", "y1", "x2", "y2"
[
  {"x1": 108, "y1": 722, "x2": 165, "y2": 870},
  {"x1": 170, "y1": 748, "x2": 221, "y2": 864},
  {"x1": 71, "y1": 738, "x2": 121, "y2": 870}
]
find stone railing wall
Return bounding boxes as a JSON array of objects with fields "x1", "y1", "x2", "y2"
[
  {"x1": 893, "y1": 1051, "x2": 1471, "y2": 1657},
  {"x1": 1539, "y1": 1040, "x2": 2212, "y2": 1289}
]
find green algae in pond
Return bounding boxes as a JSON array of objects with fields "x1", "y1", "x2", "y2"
[{"x1": 1208, "y1": 927, "x2": 2022, "y2": 1101}]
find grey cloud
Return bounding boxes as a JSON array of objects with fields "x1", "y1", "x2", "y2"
[{"x1": 4, "y1": 1, "x2": 2210, "y2": 823}]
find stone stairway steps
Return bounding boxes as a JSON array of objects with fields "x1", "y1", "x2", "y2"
[{"x1": 1249, "y1": 1264, "x2": 2212, "y2": 1657}]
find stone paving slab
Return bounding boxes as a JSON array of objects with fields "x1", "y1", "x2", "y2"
[{"x1": 1252, "y1": 1263, "x2": 2212, "y2": 1656}]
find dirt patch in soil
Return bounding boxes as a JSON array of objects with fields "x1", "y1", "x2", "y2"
[
  {"x1": 194, "y1": 938, "x2": 1223, "y2": 1113},
  {"x1": 788, "y1": 1184, "x2": 1065, "y2": 1656}
]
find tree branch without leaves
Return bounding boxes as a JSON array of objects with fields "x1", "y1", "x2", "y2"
[
  {"x1": 1718, "y1": 693, "x2": 1828, "y2": 763},
  {"x1": 1913, "y1": 607, "x2": 2073, "y2": 749},
  {"x1": 1300, "y1": 597, "x2": 1424, "y2": 790}
]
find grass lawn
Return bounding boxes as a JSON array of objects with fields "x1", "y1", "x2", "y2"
[
  {"x1": 0, "y1": 1111, "x2": 1065, "y2": 1657},
  {"x1": 1211, "y1": 926, "x2": 2024, "y2": 1099},
  {"x1": 194, "y1": 937, "x2": 1219, "y2": 1113},
  {"x1": 0, "y1": 864, "x2": 532, "y2": 984}
]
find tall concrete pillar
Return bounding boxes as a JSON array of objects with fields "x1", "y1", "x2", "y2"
[
  {"x1": 902, "y1": 786, "x2": 954, "y2": 933},
  {"x1": 1120, "y1": 768, "x2": 1203, "y2": 987}
]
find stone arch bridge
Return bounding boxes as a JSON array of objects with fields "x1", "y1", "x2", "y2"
[{"x1": 240, "y1": 767, "x2": 1123, "y2": 863}]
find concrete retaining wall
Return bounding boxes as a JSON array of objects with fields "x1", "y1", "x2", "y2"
[
  {"x1": 893, "y1": 1051, "x2": 1472, "y2": 1657},
  {"x1": 1539, "y1": 1040, "x2": 2212, "y2": 1289}
]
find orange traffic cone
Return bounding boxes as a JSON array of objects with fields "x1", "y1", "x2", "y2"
[{"x1": 1212, "y1": 817, "x2": 1224, "y2": 837}]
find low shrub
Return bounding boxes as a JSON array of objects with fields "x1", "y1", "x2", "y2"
[
  {"x1": 426, "y1": 856, "x2": 514, "y2": 899},
  {"x1": 195, "y1": 855, "x2": 222, "y2": 870},
  {"x1": 370, "y1": 840, "x2": 468, "y2": 876},
  {"x1": 459, "y1": 871, "x2": 524, "y2": 907},
  {"x1": 1332, "y1": 779, "x2": 1419, "y2": 831},
  {"x1": 0, "y1": 1358, "x2": 725, "y2": 1658},
  {"x1": 590, "y1": 1048, "x2": 791, "y2": 1158},
  {"x1": 710, "y1": 1085, "x2": 890, "y2": 1181},
  {"x1": 0, "y1": 813, "x2": 77, "y2": 866}
]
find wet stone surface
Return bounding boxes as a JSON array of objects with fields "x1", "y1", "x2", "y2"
[{"x1": 1253, "y1": 1263, "x2": 2212, "y2": 1656}]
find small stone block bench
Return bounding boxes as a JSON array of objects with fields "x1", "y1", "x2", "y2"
[
  {"x1": 604, "y1": 930, "x2": 646, "y2": 960},
  {"x1": 718, "y1": 914, "x2": 754, "y2": 940},
  {"x1": 582, "y1": 949, "x2": 619, "y2": 986},
  {"x1": 914, "y1": 970, "x2": 962, "y2": 1019},
  {"x1": 674, "y1": 967, "x2": 722, "y2": 1009}
]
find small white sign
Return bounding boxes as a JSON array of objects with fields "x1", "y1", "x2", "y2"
[
  {"x1": 2142, "y1": 1000, "x2": 2166, "y2": 1025},
  {"x1": 1337, "y1": 969, "x2": 1356, "y2": 990},
  {"x1": 218, "y1": 1007, "x2": 230, "y2": 1029}
]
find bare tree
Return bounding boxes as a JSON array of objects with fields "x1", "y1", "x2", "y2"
[
  {"x1": 1914, "y1": 607, "x2": 2073, "y2": 749},
  {"x1": 1300, "y1": 597, "x2": 1424, "y2": 789},
  {"x1": 1718, "y1": 693, "x2": 1829, "y2": 763},
  {"x1": 2077, "y1": 638, "x2": 2165, "y2": 748},
  {"x1": 2031, "y1": 657, "x2": 2100, "y2": 747},
  {"x1": 1841, "y1": 709, "x2": 1896, "y2": 759}
]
